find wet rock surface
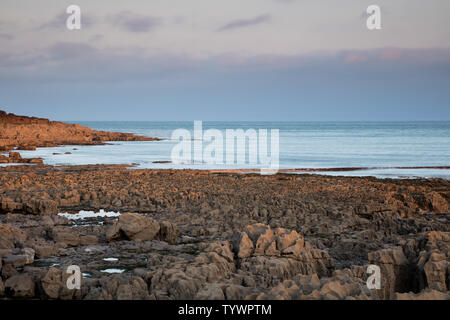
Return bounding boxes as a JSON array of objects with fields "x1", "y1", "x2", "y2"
[{"x1": 0, "y1": 165, "x2": 449, "y2": 300}]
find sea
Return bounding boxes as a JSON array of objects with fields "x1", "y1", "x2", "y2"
[{"x1": 14, "y1": 121, "x2": 450, "y2": 179}]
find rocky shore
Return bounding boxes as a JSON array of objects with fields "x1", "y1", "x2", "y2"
[
  {"x1": 0, "y1": 110, "x2": 161, "y2": 164},
  {"x1": 0, "y1": 164, "x2": 448, "y2": 300}
]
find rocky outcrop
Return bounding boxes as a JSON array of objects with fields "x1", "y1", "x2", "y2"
[
  {"x1": 0, "y1": 165, "x2": 448, "y2": 300},
  {"x1": 0, "y1": 110, "x2": 161, "y2": 153},
  {"x1": 368, "y1": 247, "x2": 409, "y2": 299},
  {"x1": 416, "y1": 232, "x2": 449, "y2": 293},
  {"x1": 233, "y1": 224, "x2": 334, "y2": 285},
  {"x1": 0, "y1": 152, "x2": 42, "y2": 164}
]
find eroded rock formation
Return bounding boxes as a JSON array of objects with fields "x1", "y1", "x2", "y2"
[
  {"x1": 0, "y1": 111, "x2": 161, "y2": 163},
  {"x1": 0, "y1": 165, "x2": 448, "y2": 300}
]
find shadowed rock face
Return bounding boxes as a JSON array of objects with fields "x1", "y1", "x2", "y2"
[
  {"x1": 0, "y1": 165, "x2": 448, "y2": 300},
  {"x1": 0, "y1": 110, "x2": 161, "y2": 153}
]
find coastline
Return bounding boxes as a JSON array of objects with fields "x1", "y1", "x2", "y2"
[
  {"x1": 0, "y1": 163, "x2": 448, "y2": 300},
  {"x1": 0, "y1": 111, "x2": 162, "y2": 164},
  {"x1": 0, "y1": 113, "x2": 449, "y2": 300}
]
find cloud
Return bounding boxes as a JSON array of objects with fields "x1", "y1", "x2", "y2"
[
  {"x1": 109, "y1": 11, "x2": 162, "y2": 33},
  {"x1": 0, "y1": 33, "x2": 13, "y2": 40},
  {"x1": 47, "y1": 42, "x2": 96, "y2": 60},
  {"x1": 217, "y1": 14, "x2": 270, "y2": 32},
  {"x1": 1, "y1": 45, "x2": 449, "y2": 85},
  {"x1": 38, "y1": 12, "x2": 95, "y2": 30}
]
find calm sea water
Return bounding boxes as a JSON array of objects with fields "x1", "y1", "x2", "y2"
[{"x1": 16, "y1": 121, "x2": 450, "y2": 179}]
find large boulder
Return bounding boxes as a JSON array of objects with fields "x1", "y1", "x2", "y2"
[
  {"x1": 24, "y1": 199, "x2": 58, "y2": 215},
  {"x1": 106, "y1": 213, "x2": 160, "y2": 242},
  {"x1": 0, "y1": 222, "x2": 27, "y2": 249},
  {"x1": 41, "y1": 267, "x2": 81, "y2": 300},
  {"x1": 5, "y1": 274, "x2": 35, "y2": 298}
]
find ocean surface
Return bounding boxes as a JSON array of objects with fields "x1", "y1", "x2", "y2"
[{"x1": 16, "y1": 121, "x2": 450, "y2": 179}]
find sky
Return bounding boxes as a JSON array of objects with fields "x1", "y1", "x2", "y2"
[{"x1": 0, "y1": 0, "x2": 449, "y2": 121}]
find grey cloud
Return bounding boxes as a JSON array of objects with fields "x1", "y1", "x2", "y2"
[
  {"x1": 109, "y1": 11, "x2": 162, "y2": 33},
  {"x1": 217, "y1": 14, "x2": 270, "y2": 32},
  {"x1": 48, "y1": 42, "x2": 96, "y2": 60},
  {"x1": 38, "y1": 12, "x2": 95, "y2": 30},
  {"x1": 0, "y1": 33, "x2": 13, "y2": 40},
  {"x1": 1, "y1": 45, "x2": 450, "y2": 84}
]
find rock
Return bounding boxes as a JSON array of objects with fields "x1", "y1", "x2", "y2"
[
  {"x1": 0, "y1": 197, "x2": 22, "y2": 213},
  {"x1": 158, "y1": 221, "x2": 179, "y2": 244},
  {"x1": 34, "y1": 244, "x2": 57, "y2": 259},
  {"x1": 5, "y1": 274, "x2": 35, "y2": 298},
  {"x1": 0, "y1": 156, "x2": 448, "y2": 301},
  {"x1": 320, "y1": 281, "x2": 349, "y2": 300},
  {"x1": 2, "y1": 254, "x2": 34, "y2": 268},
  {"x1": 106, "y1": 213, "x2": 160, "y2": 242},
  {"x1": 80, "y1": 235, "x2": 99, "y2": 246},
  {"x1": 232, "y1": 232, "x2": 254, "y2": 259},
  {"x1": 276, "y1": 229, "x2": 303, "y2": 251},
  {"x1": 24, "y1": 199, "x2": 58, "y2": 215},
  {"x1": 41, "y1": 267, "x2": 80, "y2": 300},
  {"x1": 394, "y1": 289, "x2": 449, "y2": 300},
  {"x1": 0, "y1": 279, "x2": 4, "y2": 297},
  {"x1": 0, "y1": 110, "x2": 159, "y2": 154},
  {"x1": 51, "y1": 227, "x2": 81, "y2": 247},
  {"x1": 116, "y1": 284, "x2": 133, "y2": 300},
  {"x1": 27, "y1": 158, "x2": 43, "y2": 164},
  {"x1": 368, "y1": 247, "x2": 409, "y2": 299},
  {"x1": 224, "y1": 285, "x2": 250, "y2": 300},
  {"x1": 254, "y1": 228, "x2": 275, "y2": 256},
  {"x1": 294, "y1": 274, "x2": 321, "y2": 295},
  {"x1": 244, "y1": 223, "x2": 271, "y2": 243},
  {"x1": 425, "y1": 192, "x2": 448, "y2": 213},
  {"x1": 8, "y1": 152, "x2": 21, "y2": 159},
  {"x1": 1, "y1": 264, "x2": 18, "y2": 278},
  {"x1": 41, "y1": 267, "x2": 63, "y2": 299},
  {"x1": 204, "y1": 241, "x2": 234, "y2": 263},
  {"x1": 0, "y1": 222, "x2": 27, "y2": 248},
  {"x1": 257, "y1": 280, "x2": 300, "y2": 300},
  {"x1": 194, "y1": 284, "x2": 225, "y2": 300},
  {"x1": 281, "y1": 239, "x2": 305, "y2": 257}
]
